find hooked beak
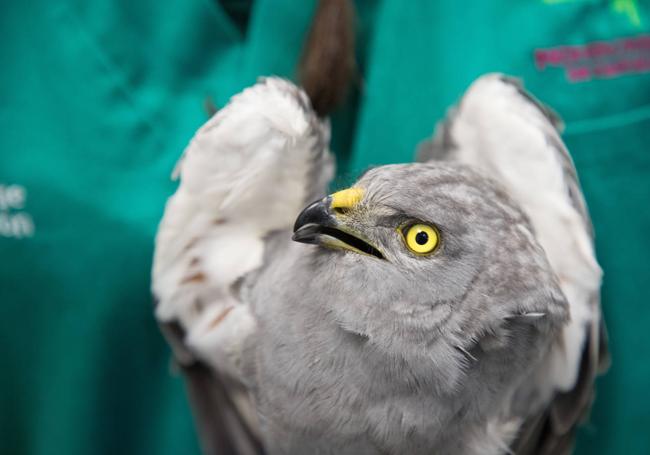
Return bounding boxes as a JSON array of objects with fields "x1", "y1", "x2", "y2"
[{"x1": 292, "y1": 191, "x2": 384, "y2": 260}]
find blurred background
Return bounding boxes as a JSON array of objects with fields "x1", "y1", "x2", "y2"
[{"x1": 1, "y1": 0, "x2": 649, "y2": 453}]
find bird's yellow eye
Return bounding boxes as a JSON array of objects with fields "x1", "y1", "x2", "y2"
[{"x1": 402, "y1": 224, "x2": 439, "y2": 255}]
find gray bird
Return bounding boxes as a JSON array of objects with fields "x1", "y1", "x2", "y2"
[{"x1": 152, "y1": 75, "x2": 609, "y2": 455}]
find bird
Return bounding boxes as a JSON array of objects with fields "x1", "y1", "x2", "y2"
[{"x1": 151, "y1": 75, "x2": 609, "y2": 455}]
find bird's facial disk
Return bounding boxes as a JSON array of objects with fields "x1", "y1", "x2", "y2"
[{"x1": 292, "y1": 188, "x2": 386, "y2": 259}]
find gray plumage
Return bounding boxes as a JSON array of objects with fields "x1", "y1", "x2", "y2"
[
  {"x1": 152, "y1": 75, "x2": 608, "y2": 455},
  {"x1": 249, "y1": 164, "x2": 568, "y2": 454}
]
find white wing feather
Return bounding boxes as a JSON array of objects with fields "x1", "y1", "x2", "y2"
[{"x1": 152, "y1": 77, "x2": 333, "y2": 378}]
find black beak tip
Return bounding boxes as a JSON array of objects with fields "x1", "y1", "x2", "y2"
[
  {"x1": 292, "y1": 224, "x2": 321, "y2": 244},
  {"x1": 293, "y1": 197, "x2": 333, "y2": 233}
]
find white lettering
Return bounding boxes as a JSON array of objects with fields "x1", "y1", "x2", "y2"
[
  {"x1": 0, "y1": 212, "x2": 34, "y2": 238},
  {"x1": 0, "y1": 184, "x2": 26, "y2": 210},
  {"x1": 0, "y1": 183, "x2": 34, "y2": 239}
]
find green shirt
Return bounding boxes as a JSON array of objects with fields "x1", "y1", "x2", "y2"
[{"x1": 2, "y1": 1, "x2": 649, "y2": 453}]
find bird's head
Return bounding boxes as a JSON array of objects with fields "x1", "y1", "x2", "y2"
[{"x1": 292, "y1": 163, "x2": 567, "y2": 384}]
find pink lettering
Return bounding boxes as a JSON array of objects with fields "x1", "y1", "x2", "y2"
[
  {"x1": 567, "y1": 67, "x2": 591, "y2": 82},
  {"x1": 536, "y1": 34, "x2": 650, "y2": 83}
]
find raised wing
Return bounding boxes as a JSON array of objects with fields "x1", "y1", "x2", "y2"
[
  {"x1": 420, "y1": 74, "x2": 609, "y2": 454},
  {"x1": 152, "y1": 78, "x2": 333, "y2": 454}
]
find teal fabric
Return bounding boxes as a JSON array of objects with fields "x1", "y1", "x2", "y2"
[{"x1": 1, "y1": 1, "x2": 648, "y2": 453}]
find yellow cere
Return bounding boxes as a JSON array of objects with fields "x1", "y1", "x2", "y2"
[
  {"x1": 404, "y1": 224, "x2": 439, "y2": 255},
  {"x1": 330, "y1": 187, "x2": 364, "y2": 210}
]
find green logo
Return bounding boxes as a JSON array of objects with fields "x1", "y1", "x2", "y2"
[{"x1": 543, "y1": 0, "x2": 642, "y2": 27}]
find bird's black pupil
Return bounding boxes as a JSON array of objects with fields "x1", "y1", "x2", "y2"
[{"x1": 415, "y1": 231, "x2": 429, "y2": 245}]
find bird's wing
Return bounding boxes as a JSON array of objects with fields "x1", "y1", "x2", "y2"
[
  {"x1": 419, "y1": 74, "x2": 609, "y2": 453},
  {"x1": 152, "y1": 77, "x2": 334, "y2": 454}
]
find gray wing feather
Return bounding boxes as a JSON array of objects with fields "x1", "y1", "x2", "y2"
[
  {"x1": 159, "y1": 320, "x2": 264, "y2": 455},
  {"x1": 416, "y1": 106, "x2": 458, "y2": 163}
]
